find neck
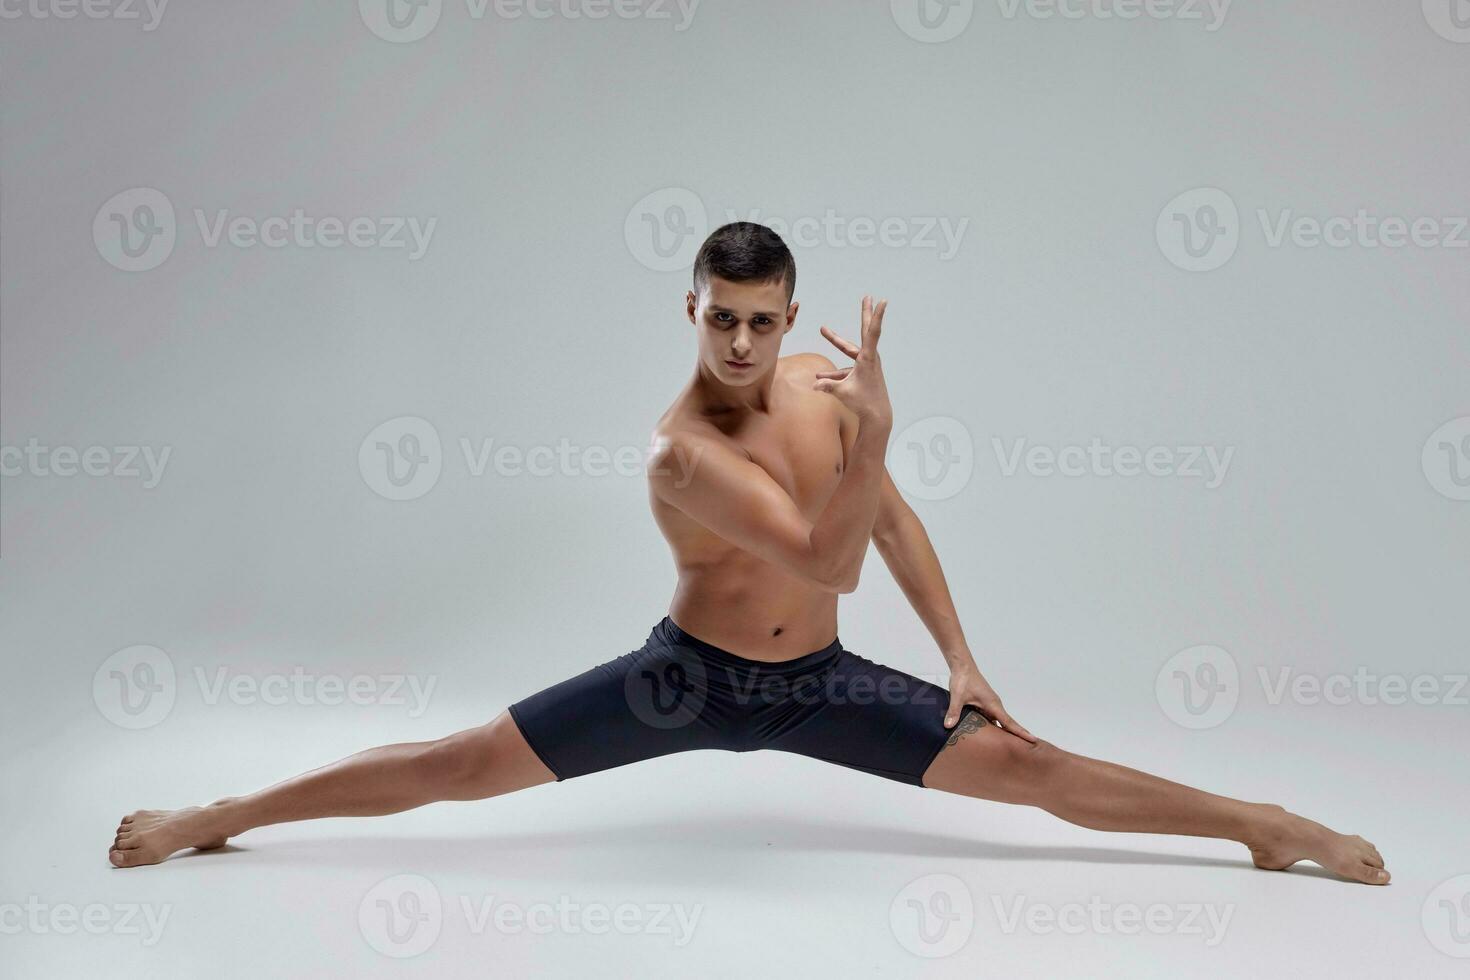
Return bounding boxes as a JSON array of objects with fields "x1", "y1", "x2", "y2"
[{"x1": 691, "y1": 358, "x2": 777, "y2": 415}]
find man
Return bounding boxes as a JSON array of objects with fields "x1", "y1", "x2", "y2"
[{"x1": 109, "y1": 223, "x2": 1388, "y2": 886}]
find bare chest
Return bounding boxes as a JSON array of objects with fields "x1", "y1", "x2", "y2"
[{"x1": 729, "y1": 404, "x2": 847, "y2": 519}]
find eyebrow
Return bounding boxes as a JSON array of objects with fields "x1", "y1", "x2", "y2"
[{"x1": 709, "y1": 304, "x2": 782, "y2": 318}]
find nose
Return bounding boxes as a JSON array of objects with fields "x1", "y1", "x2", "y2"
[{"x1": 731, "y1": 324, "x2": 753, "y2": 358}]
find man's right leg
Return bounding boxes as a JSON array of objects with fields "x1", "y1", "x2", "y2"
[{"x1": 109, "y1": 711, "x2": 554, "y2": 868}]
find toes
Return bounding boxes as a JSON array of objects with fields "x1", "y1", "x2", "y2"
[
  {"x1": 1357, "y1": 864, "x2": 1390, "y2": 885},
  {"x1": 115, "y1": 837, "x2": 143, "y2": 850},
  {"x1": 120, "y1": 814, "x2": 135, "y2": 824},
  {"x1": 109, "y1": 846, "x2": 156, "y2": 868}
]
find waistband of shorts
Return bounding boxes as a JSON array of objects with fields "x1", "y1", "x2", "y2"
[{"x1": 655, "y1": 616, "x2": 843, "y2": 673}]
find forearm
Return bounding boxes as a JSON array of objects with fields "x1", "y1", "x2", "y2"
[
  {"x1": 873, "y1": 505, "x2": 973, "y2": 668},
  {"x1": 807, "y1": 418, "x2": 892, "y2": 588}
]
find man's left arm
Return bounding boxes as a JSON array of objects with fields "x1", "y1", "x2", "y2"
[{"x1": 871, "y1": 471, "x2": 1036, "y2": 740}]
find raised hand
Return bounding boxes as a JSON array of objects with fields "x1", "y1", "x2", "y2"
[{"x1": 813, "y1": 295, "x2": 892, "y2": 427}]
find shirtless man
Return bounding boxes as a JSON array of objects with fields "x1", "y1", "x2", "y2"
[{"x1": 108, "y1": 222, "x2": 1389, "y2": 886}]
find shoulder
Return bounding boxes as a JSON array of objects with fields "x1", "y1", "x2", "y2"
[
  {"x1": 646, "y1": 418, "x2": 742, "y2": 492},
  {"x1": 777, "y1": 353, "x2": 854, "y2": 430},
  {"x1": 777, "y1": 352, "x2": 838, "y2": 380}
]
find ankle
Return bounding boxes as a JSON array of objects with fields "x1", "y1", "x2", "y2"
[
  {"x1": 203, "y1": 797, "x2": 247, "y2": 839},
  {"x1": 1238, "y1": 802, "x2": 1290, "y2": 843}
]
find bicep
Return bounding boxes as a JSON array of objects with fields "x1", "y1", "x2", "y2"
[{"x1": 651, "y1": 440, "x2": 817, "y2": 570}]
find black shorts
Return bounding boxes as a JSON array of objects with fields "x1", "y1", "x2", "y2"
[{"x1": 507, "y1": 616, "x2": 976, "y2": 787}]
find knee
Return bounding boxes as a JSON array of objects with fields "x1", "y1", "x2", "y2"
[
  {"x1": 419, "y1": 725, "x2": 502, "y2": 799},
  {"x1": 986, "y1": 732, "x2": 1065, "y2": 799}
]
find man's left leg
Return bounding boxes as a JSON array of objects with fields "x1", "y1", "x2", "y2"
[
  {"x1": 921, "y1": 719, "x2": 1389, "y2": 885},
  {"x1": 765, "y1": 648, "x2": 1389, "y2": 885}
]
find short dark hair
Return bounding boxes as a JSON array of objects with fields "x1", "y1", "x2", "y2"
[{"x1": 691, "y1": 222, "x2": 796, "y2": 303}]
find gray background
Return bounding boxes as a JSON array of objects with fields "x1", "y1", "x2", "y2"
[{"x1": 2, "y1": 1, "x2": 1467, "y2": 976}]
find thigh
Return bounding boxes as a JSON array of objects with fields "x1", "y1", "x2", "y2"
[
  {"x1": 919, "y1": 713, "x2": 1047, "y2": 803},
  {"x1": 765, "y1": 650, "x2": 976, "y2": 787},
  {"x1": 507, "y1": 643, "x2": 730, "y2": 781}
]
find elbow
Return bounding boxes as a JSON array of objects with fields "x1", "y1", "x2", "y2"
[{"x1": 812, "y1": 559, "x2": 862, "y2": 595}]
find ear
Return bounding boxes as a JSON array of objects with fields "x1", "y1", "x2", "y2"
[
  {"x1": 686, "y1": 290, "x2": 698, "y2": 325},
  {"x1": 784, "y1": 300, "x2": 799, "y2": 333}
]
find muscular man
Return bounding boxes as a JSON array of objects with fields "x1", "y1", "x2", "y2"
[{"x1": 108, "y1": 223, "x2": 1389, "y2": 885}]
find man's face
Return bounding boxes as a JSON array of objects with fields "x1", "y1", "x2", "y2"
[{"x1": 686, "y1": 276, "x2": 797, "y2": 387}]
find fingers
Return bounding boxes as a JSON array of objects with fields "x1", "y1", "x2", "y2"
[
  {"x1": 820, "y1": 325, "x2": 860, "y2": 360},
  {"x1": 860, "y1": 297, "x2": 887, "y2": 351},
  {"x1": 995, "y1": 708, "x2": 1037, "y2": 743},
  {"x1": 813, "y1": 379, "x2": 838, "y2": 394},
  {"x1": 814, "y1": 368, "x2": 852, "y2": 381},
  {"x1": 944, "y1": 691, "x2": 964, "y2": 728}
]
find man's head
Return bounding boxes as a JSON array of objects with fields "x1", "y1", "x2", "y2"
[{"x1": 687, "y1": 222, "x2": 798, "y2": 387}]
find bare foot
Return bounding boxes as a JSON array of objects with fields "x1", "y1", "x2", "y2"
[
  {"x1": 1245, "y1": 805, "x2": 1389, "y2": 885},
  {"x1": 109, "y1": 805, "x2": 231, "y2": 868}
]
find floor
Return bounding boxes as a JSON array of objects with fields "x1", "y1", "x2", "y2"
[{"x1": 7, "y1": 697, "x2": 1466, "y2": 978}]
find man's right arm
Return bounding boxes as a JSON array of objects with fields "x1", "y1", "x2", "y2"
[
  {"x1": 648, "y1": 416, "x2": 891, "y2": 594},
  {"x1": 649, "y1": 295, "x2": 894, "y2": 594}
]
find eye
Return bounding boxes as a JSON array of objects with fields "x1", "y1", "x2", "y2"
[
  {"x1": 754, "y1": 316, "x2": 772, "y2": 327},
  {"x1": 714, "y1": 312, "x2": 734, "y2": 325}
]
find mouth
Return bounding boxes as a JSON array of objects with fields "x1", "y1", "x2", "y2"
[{"x1": 725, "y1": 360, "x2": 755, "y2": 371}]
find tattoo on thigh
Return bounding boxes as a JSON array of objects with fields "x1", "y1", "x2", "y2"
[{"x1": 945, "y1": 710, "x2": 986, "y2": 746}]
